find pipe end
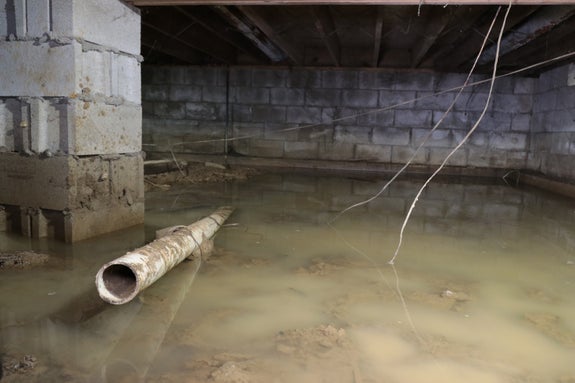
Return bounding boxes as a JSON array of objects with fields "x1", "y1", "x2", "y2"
[{"x1": 96, "y1": 263, "x2": 139, "y2": 305}]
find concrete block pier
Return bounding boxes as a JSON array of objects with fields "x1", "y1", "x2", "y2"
[{"x1": 0, "y1": 0, "x2": 143, "y2": 242}]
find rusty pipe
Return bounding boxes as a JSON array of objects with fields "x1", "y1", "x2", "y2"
[{"x1": 95, "y1": 206, "x2": 234, "y2": 305}]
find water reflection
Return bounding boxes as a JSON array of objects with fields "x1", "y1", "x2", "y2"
[{"x1": 1, "y1": 173, "x2": 574, "y2": 382}]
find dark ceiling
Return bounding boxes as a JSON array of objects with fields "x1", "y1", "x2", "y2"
[{"x1": 135, "y1": 4, "x2": 575, "y2": 75}]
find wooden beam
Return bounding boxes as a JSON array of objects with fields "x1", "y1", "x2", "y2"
[
  {"x1": 213, "y1": 5, "x2": 287, "y2": 62},
  {"x1": 236, "y1": 5, "x2": 304, "y2": 65},
  {"x1": 174, "y1": 6, "x2": 270, "y2": 62},
  {"x1": 436, "y1": 6, "x2": 539, "y2": 71},
  {"x1": 477, "y1": 5, "x2": 575, "y2": 65},
  {"x1": 421, "y1": 5, "x2": 490, "y2": 67},
  {"x1": 312, "y1": 6, "x2": 340, "y2": 66},
  {"x1": 143, "y1": 7, "x2": 237, "y2": 64},
  {"x1": 129, "y1": 1, "x2": 575, "y2": 6},
  {"x1": 142, "y1": 26, "x2": 202, "y2": 63},
  {"x1": 372, "y1": 7, "x2": 384, "y2": 67},
  {"x1": 411, "y1": 7, "x2": 450, "y2": 68}
]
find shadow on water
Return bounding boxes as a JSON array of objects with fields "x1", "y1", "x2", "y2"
[{"x1": 1, "y1": 172, "x2": 575, "y2": 382}]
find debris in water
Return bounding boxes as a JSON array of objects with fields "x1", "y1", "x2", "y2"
[{"x1": 0, "y1": 251, "x2": 49, "y2": 270}]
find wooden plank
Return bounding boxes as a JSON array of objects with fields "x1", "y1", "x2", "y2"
[
  {"x1": 372, "y1": 7, "x2": 384, "y2": 67},
  {"x1": 128, "y1": 1, "x2": 575, "y2": 6},
  {"x1": 477, "y1": 5, "x2": 575, "y2": 65},
  {"x1": 174, "y1": 6, "x2": 270, "y2": 61},
  {"x1": 141, "y1": 25, "x2": 202, "y2": 63},
  {"x1": 312, "y1": 5, "x2": 340, "y2": 66},
  {"x1": 411, "y1": 7, "x2": 450, "y2": 68},
  {"x1": 143, "y1": 7, "x2": 237, "y2": 63},
  {"x1": 236, "y1": 5, "x2": 304, "y2": 64}
]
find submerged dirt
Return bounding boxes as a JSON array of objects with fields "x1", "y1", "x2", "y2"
[
  {"x1": 0, "y1": 251, "x2": 49, "y2": 270},
  {"x1": 144, "y1": 162, "x2": 259, "y2": 191}
]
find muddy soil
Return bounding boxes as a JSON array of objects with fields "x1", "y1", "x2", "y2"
[
  {"x1": 0, "y1": 251, "x2": 49, "y2": 270},
  {"x1": 144, "y1": 163, "x2": 259, "y2": 191}
]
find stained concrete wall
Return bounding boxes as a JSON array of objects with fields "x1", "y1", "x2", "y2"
[
  {"x1": 528, "y1": 63, "x2": 575, "y2": 181},
  {"x1": 143, "y1": 66, "x2": 534, "y2": 171},
  {"x1": 0, "y1": 0, "x2": 143, "y2": 242}
]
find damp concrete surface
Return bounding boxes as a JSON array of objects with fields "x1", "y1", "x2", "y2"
[{"x1": 1, "y1": 171, "x2": 574, "y2": 382}]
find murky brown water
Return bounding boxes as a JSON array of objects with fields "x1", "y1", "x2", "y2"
[{"x1": 1, "y1": 172, "x2": 575, "y2": 382}]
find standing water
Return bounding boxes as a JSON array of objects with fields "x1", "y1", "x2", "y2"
[{"x1": 1, "y1": 172, "x2": 574, "y2": 382}]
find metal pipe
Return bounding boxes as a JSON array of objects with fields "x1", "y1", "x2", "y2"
[{"x1": 95, "y1": 206, "x2": 234, "y2": 305}]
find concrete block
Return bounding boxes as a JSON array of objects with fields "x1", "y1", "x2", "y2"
[
  {"x1": 306, "y1": 89, "x2": 341, "y2": 106},
  {"x1": 264, "y1": 123, "x2": 298, "y2": 141},
  {"x1": 550, "y1": 132, "x2": 572, "y2": 154},
  {"x1": 321, "y1": 70, "x2": 358, "y2": 89},
  {"x1": 232, "y1": 122, "x2": 264, "y2": 139},
  {"x1": 467, "y1": 148, "x2": 507, "y2": 168},
  {"x1": 27, "y1": 0, "x2": 51, "y2": 37},
  {"x1": 391, "y1": 146, "x2": 427, "y2": 164},
  {"x1": 232, "y1": 105, "x2": 252, "y2": 122},
  {"x1": 71, "y1": 101, "x2": 141, "y2": 155},
  {"x1": 234, "y1": 87, "x2": 270, "y2": 104},
  {"x1": 394, "y1": 110, "x2": 432, "y2": 128},
  {"x1": 202, "y1": 86, "x2": 227, "y2": 103},
  {"x1": 416, "y1": 92, "x2": 456, "y2": 110},
  {"x1": 379, "y1": 90, "x2": 417, "y2": 109},
  {"x1": 0, "y1": 40, "x2": 77, "y2": 97},
  {"x1": 514, "y1": 78, "x2": 535, "y2": 94},
  {"x1": 288, "y1": 69, "x2": 321, "y2": 88},
  {"x1": 0, "y1": 154, "x2": 70, "y2": 210},
  {"x1": 556, "y1": 87, "x2": 575, "y2": 110},
  {"x1": 454, "y1": 92, "x2": 491, "y2": 112},
  {"x1": 355, "y1": 143, "x2": 392, "y2": 162},
  {"x1": 491, "y1": 94, "x2": 532, "y2": 114},
  {"x1": 479, "y1": 112, "x2": 511, "y2": 132},
  {"x1": 155, "y1": 102, "x2": 186, "y2": 119},
  {"x1": 80, "y1": 49, "x2": 111, "y2": 97},
  {"x1": 334, "y1": 125, "x2": 370, "y2": 144},
  {"x1": 342, "y1": 90, "x2": 378, "y2": 108},
  {"x1": 318, "y1": 142, "x2": 355, "y2": 161},
  {"x1": 511, "y1": 114, "x2": 531, "y2": 132},
  {"x1": 69, "y1": 0, "x2": 140, "y2": 55},
  {"x1": 357, "y1": 109, "x2": 394, "y2": 127},
  {"x1": 394, "y1": 73, "x2": 435, "y2": 91},
  {"x1": 545, "y1": 109, "x2": 575, "y2": 132},
  {"x1": 435, "y1": 73, "x2": 469, "y2": 92},
  {"x1": 284, "y1": 141, "x2": 319, "y2": 159},
  {"x1": 186, "y1": 103, "x2": 224, "y2": 121},
  {"x1": 372, "y1": 127, "x2": 410, "y2": 146},
  {"x1": 114, "y1": 54, "x2": 141, "y2": 103},
  {"x1": 412, "y1": 128, "x2": 453, "y2": 148},
  {"x1": 428, "y1": 147, "x2": 468, "y2": 167},
  {"x1": 168, "y1": 67, "x2": 187, "y2": 84},
  {"x1": 229, "y1": 68, "x2": 252, "y2": 86},
  {"x1": 271, "y1": 88, "x2": 304, "y2": 106},
  {"x1": 186, "y1": 67, "x2": 226, "y2": 86},
  {"x1": 358, "y1": 71, "x2": 394, "y2": 90},
  {"x1": 432, "y1": 111, "x2": 476, "y2": 130},
  {"x1": 505, "y1": 150, "x2": 527, "y2": 168},
  {"x1": 286, "y1": 106, "x2": 322, "y2": 124},
  {"x1": 252, "y1": 105, "x2": 286, "y2": 123},
  {"x1": 249, "y1": 139, "x2": 284, "y2": 157},
  {"x1": 0, "y1": 99, "x2": 18, "y2": 150},
  {"x1": 297, "y1": 125, "x2": 332, "y2": 142},
  {"x1": 253, "y1": 69, "x2": 286, "y2": 87},
  {"x1": 169, "y1": 85, "x2": 202, "y2": 102},
  {"x1": 147, "y1": 66, "x2": 171, "y2": 84},
  {"x1": 321, "y1": 107, "x2": 357, "y2": 125},
  {"x1": 534, "y1": 90, "x2": 557, "y2": 113},
  {"x1": 489, "y1": 132, "x2": 527, "y2": 151},
  {"x1": 142, "y1": 85, "x2": 169, "y2": 101}
]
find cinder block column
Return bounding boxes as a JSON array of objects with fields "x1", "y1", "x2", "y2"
[{"x1": 0, "y1": 0, "x2": 144, "y2": 242}]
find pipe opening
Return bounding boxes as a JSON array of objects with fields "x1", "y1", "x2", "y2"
[{"x1": 102, "y1": 264, "x2": 137, "y2": 300}]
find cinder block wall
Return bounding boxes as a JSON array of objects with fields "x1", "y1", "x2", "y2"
[
  {"x1": 142, "y1": 66, "x2": 536, "y2": 170},
  {"x1": 0, "y1": 0, "x2": 144, "y2": 242},
  {"x1": 529, "y1": 63, "x2": 575, "y2": 181}
]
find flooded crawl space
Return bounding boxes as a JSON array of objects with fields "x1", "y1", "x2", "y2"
[{"x1": 1, "y1": 170, "x2": 575, "y2": 383}]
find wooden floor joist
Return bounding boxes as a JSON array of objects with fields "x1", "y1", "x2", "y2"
[{"x1": 128, "y1": 1, "x2": 575, "y2": 6}]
